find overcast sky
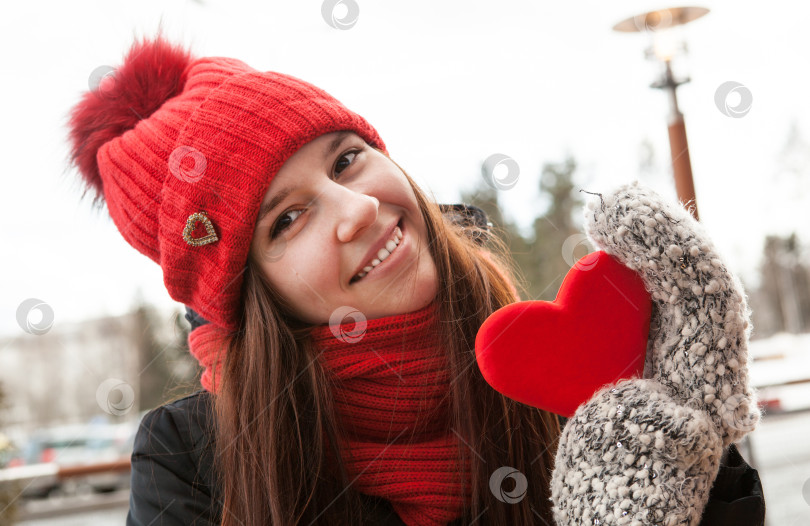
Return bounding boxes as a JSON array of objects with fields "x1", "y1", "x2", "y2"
[{"x1": 2, "y1": 0, "x2": 808, "y2": 337}]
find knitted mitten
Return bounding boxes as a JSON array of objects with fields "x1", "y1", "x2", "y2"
[{"x1": 550, "y1": 181, "x2": 761, "y2": 526}]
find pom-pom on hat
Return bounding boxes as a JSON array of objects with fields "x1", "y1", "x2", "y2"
[{"x1": 68, "y1": 35, "x2": 387, "y2": 336}]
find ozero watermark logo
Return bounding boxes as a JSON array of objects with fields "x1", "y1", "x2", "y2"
[
  {"x1": 561, "y1": 234, "x2": 596, "y2": 270},
  {"x1": 16, "y1": 298, "x2": 55, "y2": 335},
  {"x1": 168, "y1": 145, "x2": 207, "y2": 183},
  {"x1": 96, "y1": 378, "x2": 136, "y2": 416},
  {"x1": 633, "y1": 10, "x2": 672, "y2": 32},
  {"x1": 720, "y1": 392, "x2": 759, "y2": 433},
  {"x1": 482, "y1": 153, "x2": 520, "y2": 191},
  {"x1": 88, "y1": 66, "x2": 118, "y2": 100},
  {"x1": 489, "y1": 466, "x2": 528, "y2": 504},
  {"x1": 321, "y1": 0, "x2": 359, "y2": 30},
  {"x1": 714, "y1": 81, "x2": 753, "y2": 118},
  {"x1": 329, "y1": 306, "x2": 367, "y2": 343},
  {"x1": 261, "y1": 236, "x2": 287, "y2": 263}
]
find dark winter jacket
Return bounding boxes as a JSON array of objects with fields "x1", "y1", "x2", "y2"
[{"x1": 126, "y1": 390, "x2": 766, "y2": 526}]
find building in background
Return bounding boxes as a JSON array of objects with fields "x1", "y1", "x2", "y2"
[{"x1": 0, "y1": 304, "x2": 200, "y2": 445}]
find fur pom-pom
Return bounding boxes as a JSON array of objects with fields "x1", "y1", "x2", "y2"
[{"x1": 68, "y1": 34, "x2": 194, "y2": 207}]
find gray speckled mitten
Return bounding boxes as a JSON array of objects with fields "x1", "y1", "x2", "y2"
[{"x1": 550, "y1": 181, "x2": 761, "y2": 526}]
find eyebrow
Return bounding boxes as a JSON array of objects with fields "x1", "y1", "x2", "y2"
[{"x1": 255, "y1": 131, "x2": 354, "y2": 226}]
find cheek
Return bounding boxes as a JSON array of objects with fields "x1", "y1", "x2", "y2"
[
  {"x1": 266, "y1": 243, "x2": 339, "y2": 295},
  {"x1": 369, "y1": 175, "x2": 416, "y2": 209}
]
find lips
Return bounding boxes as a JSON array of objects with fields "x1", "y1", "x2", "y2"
[{"x1": 350, "y1": 218, "x2": 402, "y2": 284}]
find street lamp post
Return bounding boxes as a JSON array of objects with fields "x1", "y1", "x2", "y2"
[{"x1": 613, "y1": 6, "x2": 710, "y2": 221}]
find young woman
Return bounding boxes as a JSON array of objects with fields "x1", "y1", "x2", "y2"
[{"x1": 68, "y1": 36, "x2": 763, "y2": 526}]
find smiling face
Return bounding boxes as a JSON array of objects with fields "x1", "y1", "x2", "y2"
[{"x1": 249, "y1": 131, "x2": 439, "y2": 325}]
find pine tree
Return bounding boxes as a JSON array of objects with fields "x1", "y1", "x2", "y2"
[
  {"x1": 462, "y1": 154, "x2": 588, "y2": 301},
  {"x1": 132, "y1": 300, "x2": 202, "y2": 412},
  {"x1": 752, "y1": 233, "x2": 810, "y2": 336},
  {"x1": 525, "y1": 156, "x2": 587, "y2": 301}
]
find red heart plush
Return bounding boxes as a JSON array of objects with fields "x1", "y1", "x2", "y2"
[{"x1": 474, "y1": 250, "x2": 652, "y2": 417}]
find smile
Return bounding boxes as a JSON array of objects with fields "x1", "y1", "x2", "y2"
[{"x1": 350, "y1": 223, "x2": 404, "y2": 284}]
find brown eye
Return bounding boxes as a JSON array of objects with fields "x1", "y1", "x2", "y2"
[
  {"x1": 334, "y1": 150, "x2": 358, "y2": 176},
  {"x1": 271, "y1": 209, "x2": 304, "y2": 239}
]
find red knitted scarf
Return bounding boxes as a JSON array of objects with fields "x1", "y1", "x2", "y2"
[
  {"x1": 188, "y1": 301, "x2": 473, "y2": 524},
  {"x1": 309, "y1": 301, "x2": 472, "y2": 526}
]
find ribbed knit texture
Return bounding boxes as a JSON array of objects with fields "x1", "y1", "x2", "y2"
[
  {"x1": 187, "y1": 321, "x2": 229, "y2": 393},
  {"x1": 68, "y1": 37, "x2": 386, "y2": 333},
  {"x1": 309, "y1": 301, "x2": 472, "y2": 526},
  {"x1": 158, "y1": 63, "x2": 386, "y2": 331},
  {"x1": 187, "y1": 247, "x2": 512, "y2": 397}
]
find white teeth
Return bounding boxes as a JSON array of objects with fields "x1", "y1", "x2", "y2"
[{"x1": 352, "y1": 225, "x2": 404, "y2": 283}]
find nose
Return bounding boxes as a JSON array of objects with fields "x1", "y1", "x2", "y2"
[{"x1": 335, "y1": 190, "x2": 379, "y2": 243}]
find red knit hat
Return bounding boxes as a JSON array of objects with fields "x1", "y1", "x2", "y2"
[{"x1": 68, "y1": 35, "x2": 387, "y2": 332}]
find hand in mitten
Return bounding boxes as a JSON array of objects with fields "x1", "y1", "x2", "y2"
[{"x1": 550, "y1": 181, "x2": 761, "y2": 526}]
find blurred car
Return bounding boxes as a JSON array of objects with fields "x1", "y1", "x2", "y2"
[
  {"x1": 0, "y1": 432, "x2": 17, "y2": 469},
  {"x1": 1, "y1": 420, "x2": 137, "y2": 498}
]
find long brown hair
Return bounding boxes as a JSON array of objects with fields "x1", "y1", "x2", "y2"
[{"x1": 210, "y1": 153, "x2": 561, "y2": 525}]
